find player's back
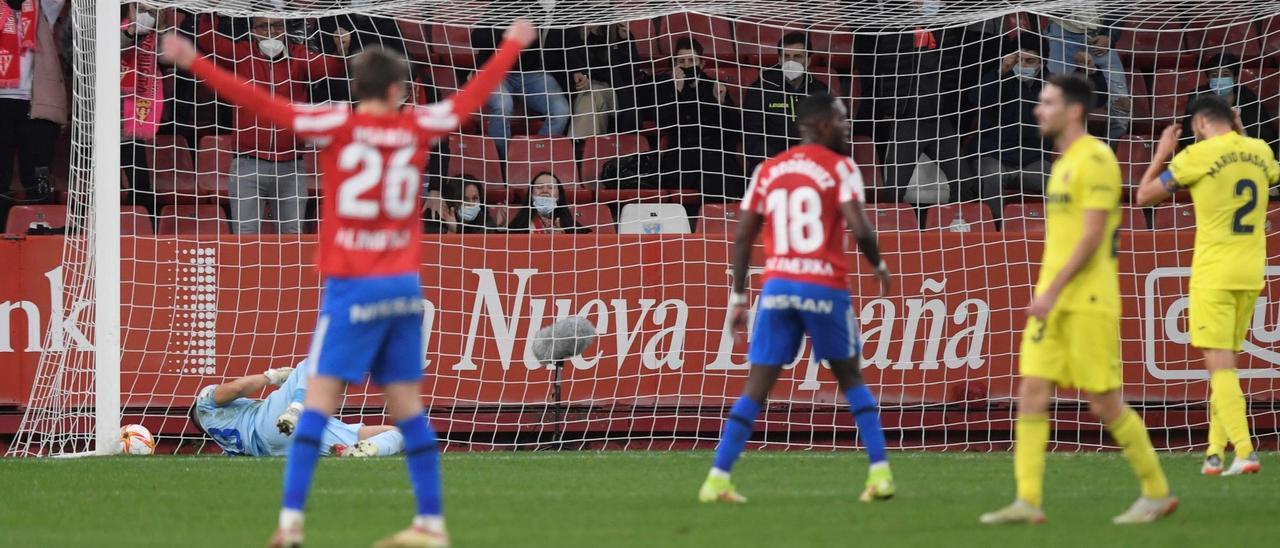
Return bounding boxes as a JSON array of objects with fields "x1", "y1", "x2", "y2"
[
  {"x1": 194, "y1": 386, "x2": 268, "y2": 456},
  {"x1": 742, "y1": 143, "x2": 866, "y2": 290},
  {"x1": 301, "y1": 106, "x2": 444, "y2": 278},
  {"x1": 1172, "y1": 132, "x2": 1277, "y2": 290}
]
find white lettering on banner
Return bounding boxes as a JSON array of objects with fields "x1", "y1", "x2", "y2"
[
  {"x1": 0, "y1": 301, "x2": 40, "y2": 352},
  {"x1": 0, "y1": 267, "x2": 93, "y2": 353},
  {"x1": 334, "y1": 227, "x2": 413, "y2": 252},
  {"x1": 453, "y1": 268, "x2": 537, "y2": 371},
  {"x1": 1143, "y1": 266, "x2": 1280, "y2": 379},
  {"x1": 764, "y1": 256, "x2": 835, "y2": 277}
]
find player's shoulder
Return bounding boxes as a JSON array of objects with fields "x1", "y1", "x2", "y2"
[
  {"x1": 1076, "y1": 135, "x2": 1118, "y2": 165},
  {"x1": 195, "y1": 385, "x2": 219, "y2": 411}
]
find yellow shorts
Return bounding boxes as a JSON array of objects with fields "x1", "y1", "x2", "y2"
[
  {"x1": 1019, "y1": 309, "x2": 1122, "y2": 394},
  {"x1": 1188, "y1": 288, "x2": 1258, "y2": 352}
]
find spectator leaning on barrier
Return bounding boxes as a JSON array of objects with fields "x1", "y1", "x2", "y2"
[
  {"x1": 472, "y1": 24, "x2": 571, "y2": 158},
  {"x1": 120, "y1": 1, "x2": 164, "y2": 218},
  {"x1": 1044, "y1": 8, "x2": 1130, "y2": 138},
  {"x1": 741, "y1": 31, "x2": 831, "y2": 177},
  {"x1": 0, "y1": 0, "x2": 65, "y2": 231},
  {"x1": 1179, "y1": 53, "x2": 1279, "y2": 157},
  {"x1": 965, "y1": 36, "x2": 1052, "y2": 212},
  {"x1": 193, "y1": 12, "x2": 349, "y2": 234},
  {"x1": 655, "y1": 37, "x2": 743, "y2": 201},
  {"x1": 507, "y1": 171, "x2": 583, "y2": 234}
]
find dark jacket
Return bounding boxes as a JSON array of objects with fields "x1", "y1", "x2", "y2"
[
  {"x1": 507, "y1": 205, "x2": 584, "y2": 234},
  {"x1": 1180, "y1": 86, "x2": 1280, "y2": 154},
  {"x1": 971, "y1": 68, "x2": 1050, "y2": 166},
  {"x1": 655, "y1": 69, "x2": 739, "y2": 152},
  {"x1": 472, "y1": 26, "x2": 544, "y2": 72},
  {"x1": 543, "y1": 26, "x2": 655, "y2": 133},
  {"x1": 742, "y1": 67, "x2": 831, "y2": 175}
]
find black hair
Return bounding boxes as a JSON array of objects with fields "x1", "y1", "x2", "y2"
[
  {"x1": 1204, "y1": 52, "x2": 1241, "y2": 75},
  {"x1": 1046, "y1": 73, "x2": 1096, "y2": 113},
  {"x1": 1187, "y1": 93, "x2": 1236, "y2": 125},
  {"x1": 778, "y1": 31, "x2": 809, "y2": 51},
  {"x1": 674, "y1": 37, "x2": 704, "y2": 56},
  {"x1": 796, "y1": 93, "x2": 841, "y2": 125},
  {"x1": 350, "y1": 47, "x2": 410, "y2": 101},
  {"x1": 187, "y1": 403, "x2": 209, "y2": 440}
]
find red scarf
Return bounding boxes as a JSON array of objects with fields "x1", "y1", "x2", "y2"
[
  {"x1": 0, "y1": 0, "x2": 38, "y2": 89},
  {"x1": 121, "y1": 28, "x2": 163, "y2": 138}
]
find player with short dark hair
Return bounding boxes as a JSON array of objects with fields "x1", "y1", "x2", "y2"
[
  {"x1": 981, "y1": 74, "x2": 1175, "y2": 526},
  {"x1": 161, "y1": 20, "x2": 535, "y2": 548},
  {"x1": 1137, "y1": 93, "x2": 1276, "y2": 477},
  {"x1": 698, "y1": 93, "x2": 896, "y2": 504}
]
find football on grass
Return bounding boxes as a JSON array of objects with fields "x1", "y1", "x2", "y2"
[{"x1": 120, "y1": 424, "x2": 156, "y2": 455}]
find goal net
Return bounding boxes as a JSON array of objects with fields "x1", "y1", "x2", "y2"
[{"x1": 8, "y1": 0, "x2": 1280, "y2": 456}]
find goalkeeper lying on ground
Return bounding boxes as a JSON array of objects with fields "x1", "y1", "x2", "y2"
[{"x1": 188, "y1": 359, "x2": 404, "y2": 457}]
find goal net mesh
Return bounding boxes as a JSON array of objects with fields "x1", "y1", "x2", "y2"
[{"x1": 9, "y1": 0, "x2": 1280, "y2": 456}]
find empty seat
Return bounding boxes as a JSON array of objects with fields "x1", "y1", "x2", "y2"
[
  {"x1": 1150, "y1": 203, "x2": 1196, "y2": 229},
  {"x1": 120, "y1": 205, "x2": 154, "y2": 236},
  {"x1": 1118, "y1": 21, "x2": 1188, "y2": 70},
  {"x1": 396, "y1": 20, "x2": 434, "y2": 64},
  {"x1": 865, "y1": 203, "x2": 917, "y2": 232},
  {"x1": 809, "y1": 25, "x2": 855, "y2": 70},
  {"x1": 851, "y1": 137, "x2": 882, "y2": 190},
  {"x1": 924, "y1": 203, "x2": 996, "y2": 232},
  {"x1": 157, "y1": 204, "x2": 228, "y2": 235},
  {"x1": 580, "y1": 133, "x2": 652, "y2": 184},
  {"x1": 430, "y1": 24, "x2": 475, "y2": 67},
  {"x1": 571, "y1": 203, "x2": 617, "y2": 234},
  {"x1": 697, "y1": 202, "x2": 740, "y2": 233},
  {"x1": 194, "y1": 135, "x2": 235, "y2": 196},
  {"x1": 4, "y1": 204, "x2": 67, "y2": 234},
  {"x1": 1185, "y1": 19, "x2": 1263, "y2": 62},
  {"x1": 1002, "y1": 203, "x2": 1046, "y2": 233},
  {"x1": 150, "y1": 134, "x2": 200, "y2": 203},
  {"x1": 506, "y1": 136, "x2": 577, "y2": 187},
  {"x1": 706, "y1": 67, "x2": 760, "y2": 107},
  {"x1": 447, "y1": 134, "x2": 503, "y2": 184},
  {"x1": 1114, "y1": 136, "x2": 1154, "y2": 187},
  {"x1": 618, "y1": 203, "x2": 691, "y2": 234},
  {"x1": 1150, "y1": 70, "x2": 1206, "y2": 127},
  {"x1": 657, "y1": 12, "x2": 737, "y2": 62},
  {"x1": 734, "y1": 20, "x2": 789, "y2": 66},
  {"x1": 627, "y1": 18, "x2": 661, "y2": 61},
  {"x1": 1257, "y1": 69, "x2": 1280, "y2": 126},
  {"x1": 1121, "y1": 207, "x2": 1149, "y2": 230}
]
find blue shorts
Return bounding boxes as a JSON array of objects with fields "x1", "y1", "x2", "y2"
[
  {"x1": 748, "y1": 278, "x2": 861, "y2": 366},
  {"x1": 311, "y1": 273, "x2": 425, "y2": 386}
]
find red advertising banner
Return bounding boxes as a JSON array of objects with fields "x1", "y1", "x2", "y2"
[{"x1": 0, "y1": 233, "x2": 1277, "y2": 421}]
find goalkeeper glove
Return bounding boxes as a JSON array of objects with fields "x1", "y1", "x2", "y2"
[
  {"x1": 276, "y1": 402, "x2": 303, "y2": 436},
  {"x1": 263, "y1": 367, "x2": 294, "y2": 386}
]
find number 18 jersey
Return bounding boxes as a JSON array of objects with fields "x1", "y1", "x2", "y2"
[{"x1": 741, "y1": 143, "x2": 867, "y2": 290}]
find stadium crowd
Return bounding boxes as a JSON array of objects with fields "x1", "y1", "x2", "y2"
[{"x1": 2, "y1": 0, "x2": 1280, "y2": 234}]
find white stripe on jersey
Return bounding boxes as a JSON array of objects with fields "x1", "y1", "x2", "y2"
[
  {"x1": 415, "y1": 100, "x2": 460, "y2": 132},
  {"x1": 295, "y1": 108, "x2": 350, "y2": 133},
  {"x1": 836, "y1": 158, "x2": 866, "y2": 203}
]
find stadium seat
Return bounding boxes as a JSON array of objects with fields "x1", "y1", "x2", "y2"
[
  {"x1": 150, "y1": 134, "x2": 201, "y2": 204},
  {"x1": 1185, "y1": 18, "x2": 1264, "y2": 63},
  {"x1": 1118, "y1": 20, "x2": 1189, "y2": 70},
  {"x1": 430, "y1": 24, "x2": 476, "y2": 67},
  {"x1": 811, "y1": 70, "x2": 845, "y2": 99},
  {"x1": 1140, "y1": 70, "x2": 1205, "y2": 133},
  {"x1": 1126, "y1": 72, "x2": 1156, "y2": 135},
  {"x1": 657, "y1": 12, "x2": 738, "y2": 63},
  {"x1": 1002, "y1": 203, "x2": 1046, "y2": 233},
  {"x1": 1256, "y1": 69, "x2": 1280, "y2": 127},
  {"x1": 706, "y1": 67, "x2": 760, "y2": 107},
  {"x1": 157, "y1": 204, "x2": 228, "y2": 235},
  {"x1": 397, "y1": 20, "x2": 434, "y2": 64},
  {"x1": 1150, "y1": 203, "x2": 1196, "y2": 230},
  {"x1": 596, "y1": 188, "x2": 667, "y2": 205},
  {"x1": 734, "y1": 20, "x2": 788, "y2": 66},
  {"x1": 4, "y1": 204, "x2": 66, "y2": 234},
  {"x1": 447, "y1": 134, "x2": 504, "y2": 185},
  {"x1": 506, "y1": 136, "x2": 578, "y2": 187},
  {"x1": 1262, "y1": 15, "x2": 1280, "y2": 66},
  {"x1": 618, "y1": 203, "x2": 692, "y2": 234},
  {"x1": 809, "y1": 25, "x2": 855, "y2": 70},
  {"x1": 1114, "y1": 135, "x2": 1154, "y2": 187},
  {"x1": 1267, "y1": 204, "x2": 1280, "y2": 234},
  {"x1": 571, "y1": 203, "x2": 617, "y2": 234},
  {"x1": 924, "y1": 203, "x2": 996, "y2": 233},
  {"x1": 120, "y1": 205, "x2": 154, "y2": 236},
  {"x1": 628, "y1": 18, "x2": 660, "y2": 61},
  {"x1": 697, "y1": 202, "x2": 740, "y2": 233},
  {"x1": 851, "y1": 136, "x2": 882, "y2": 193},
  {"x1": 865, "y1": 203, "x2": 917, "y2": 232},
  {"x1": 1121, "y1": 207, "x2": 1149, "y2": 230},
  {"x1": 579, "y1": 133, "x2": 652, "y2": 184},
  {"x1": 194, "y1": 135, "x2": 235, "y2": 196}
]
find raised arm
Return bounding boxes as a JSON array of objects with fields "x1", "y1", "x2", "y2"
[
  {"x1": 162, "y1": 33, "x2": 298, "y2": 132},
  {"x1": 411, "y1": 21, "x2": 533, "y2": 133},
  {"x1": 210, "y1": 367, "x2": 293, "y2": 406},
  {"x1": 1136, "y1": 124, "x2": 1183, "y2": 206}
]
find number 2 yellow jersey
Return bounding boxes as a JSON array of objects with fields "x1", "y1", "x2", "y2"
[
  {"x1": 1164, "y1": 132, "x2": 1279, "y2": 290},
  {"x1": 1039, "y1": 135, "x2": 1123, "y2": 313}
]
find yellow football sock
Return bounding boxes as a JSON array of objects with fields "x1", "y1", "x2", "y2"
[
  {"x1": 1210, "y1": 369, "x2": 1254, "y2": 458},
  {"x1": 1206, "y1": 402, "x2": 1228, "y2": 459},
  {"x1": 1107, "y1": 409, "x2": 1169, "y2": 499},
  {"x1": 1014, "y1": 413, "x2": 1049, "y2": 508}
]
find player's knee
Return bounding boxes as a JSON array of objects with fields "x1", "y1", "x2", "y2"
[
  {"x1": 1086, "y1": 391, "x2": 1126, "y2": 423},
  {"x1": 1017, "y1": 378, "x2": 1052, "y2": 413},
  {"x1": 828, "y1": 359, "x2": 864, "y2": 389}
]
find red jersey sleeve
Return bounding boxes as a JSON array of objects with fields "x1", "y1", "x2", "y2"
[
  {"x1": 740, "y1": 164, "x2": 767, "y2": 214},
  {"x1": 836, "y1": 157, "x2": 866, "y2": 204},
  {"x1": 411, "y1": 36, "x2": 524, "y2": 136}
]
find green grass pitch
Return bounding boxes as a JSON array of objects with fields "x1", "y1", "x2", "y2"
[{"x1": 0, "y1": 451, "x2": 1274, "y2": 547}]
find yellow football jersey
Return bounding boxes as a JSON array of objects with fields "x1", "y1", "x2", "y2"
[
  {"x1": 1038, "y1": 135, "x2": 1123, "y2": 313},
  {"x1": 1166, "y1": 132, "x2": 1278, "y2": 290}
]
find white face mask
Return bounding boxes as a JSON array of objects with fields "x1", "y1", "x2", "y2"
[
  {"x1": 533, "y1": 196, "x2": 558, "y2": 217},
  {"x1": 135, "y1": 12, "x2": 157, "y2": 35},
  {"x1": 781, "y1": 60, "x2": 805, "y2": 82},
  {"x1": 921, "y1": 0, "x2": 944, "y2": 16},
  {"x1": 1015, "y1": 65, "x2": 1039, "y2": 81},
  {"x1": 258, "y1": 38, "x2": 286, "y2": 59},
  {"x1": 460, "y1": 204, "x2": 481, "y2": 222}
]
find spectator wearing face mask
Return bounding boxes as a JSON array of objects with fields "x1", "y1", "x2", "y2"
[
  {"x1": 741, "y1": 32, "x2": 831, "y2": 177},
  {"x1": 1045, "y1": 9, "x2": 1130, "y2": 139},
  {"x1": 1179, "y1": 53, "x2": 1278, "y2": 155},
  {"x1": 0, "y1": 0, "x2": 65, "y2": 232},
  {"x1": 120, "y1": 2, "x2": 164, "y2": 218},
  {"x1": 507, "y1": 172, "x2": 585, "y2": 234},
  {"x1": 655, "y1": 37, "x2": 743, "y2": 201},
  {"x1": 192, "y1": 13, "x2": 350, "y2": 234},
  {"x1": 965, "y1": 39, "x2": 1051, "y2": 215},
  {"x1": 425, "y1": 177, "x2": 504, "y2": 234}
]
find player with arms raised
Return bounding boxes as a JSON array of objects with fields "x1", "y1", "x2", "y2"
[
  {"x1": 981, "y1": 74, "x2": 1175, "y2": 526},
  {"x1": 698, "y1": 94, "x2": 895, "y2": 504},
  {"x1": 161, "y1": 20, "x2": 534, "y2": 548},
  {"x1": 1137, "y1": 94, "x2": 1276, "y2": 476}
]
